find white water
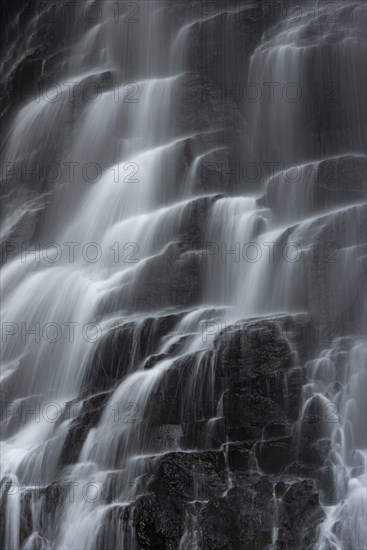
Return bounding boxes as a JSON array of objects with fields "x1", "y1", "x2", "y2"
[{"x1": 1, "y1": 1, "x2": 366, "y2": 549}]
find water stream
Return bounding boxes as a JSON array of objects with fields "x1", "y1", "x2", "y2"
[{"x1": 1, "y1": 1, "x2": 366, "y2": 548}]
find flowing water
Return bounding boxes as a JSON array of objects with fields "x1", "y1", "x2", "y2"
[{"x1": 1, "y1": 1, "x2": 366, "y2": 549}]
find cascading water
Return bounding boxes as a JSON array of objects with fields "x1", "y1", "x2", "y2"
[{"x1": 1, "y1": 1, "x2": 366, "y2": 549}]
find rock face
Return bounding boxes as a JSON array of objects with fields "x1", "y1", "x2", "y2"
[
  {"x1": 258, "y1": 154, "x2": 367, "y2": 219},
  {"x1": 1, "y1": 1, "x2": 120, "y2": 261},
  {"x1": 128, "y1": 315, "x2": 328, "y2": 548},
  {"x1": 51, "y1": 314, "x2": 325, "y2": 548}
]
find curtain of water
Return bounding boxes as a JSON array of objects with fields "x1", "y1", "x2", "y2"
[{"x1": 1, "y1": 1, "x2": 366, "y2": 548}]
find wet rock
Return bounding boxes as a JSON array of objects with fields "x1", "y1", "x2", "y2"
[
  {"x1": 134, "y1": 492, "x2": 181, "y2": 550},
  {"x1": 81, "y1": 312, "x2": 184, "y2": 394},
  {"x1": 179, "y1": 195, "x2": 219, "y2": 249},
  {"x1": 144, "y1": 353, "x2": 169, "y2": 370},
  {"x1": 165, "y1": 334, "x2": 192, "y2": 355},
  {"x1": 81, "y1": 321, "x2": 138, "y2": 394},
  {"x1": 182, "y1": 2, "x2": 285, "y2": 106},
  {"x1": 298, "y1": 395, "x2": 334, "y2": 464},
  {"x1": 133, "y1": 246, "x2": 203, "y2": 311},
  {"x1": 215, "y1": 318, "x2": 295, "y2": 377},
  {"x1": 283, "y1": 462, "x2": 317, "y2": 478},
  {"x1": 200, "y1": 480, "x2": 274, "y2": 550},
  {"x1": 320, "y1": 458, "x2": 349, "y2": 506},
  {"x1": 215, "y1": 314, "x2": 315, "y2": 380},
  {"x1": 259, "y1": 154, "x2": 367, "y2": 220},
  {"x1": 22, "y1": 532, "x2": 50, "y2": 550},
  {"x1": 295, "y1": 204, "x2": 366, "y2": 333},
  {"x1": 181, "y1": 417, "x2": 226, "y2": 450},
  {"x1": 310, "y1": 438, "x2": 332, "y2": 466},
  {"x1": 192, "y1": 148, "x2": 232, "y2": 195},
  {"x1": 224, "y1": 391, "x2": 287, "y2": 441},
  {"x1": 218, "y1": 317, "x2": 304, "y2": 438},
  {"x1": 0, "y1": 198, "x2": 47, "y2": 266},
  {"x1": 18, "y1": 482, "x2": 68, "y2": 546},
  {"x1": 135, "y1": 450, "x2": 227, "y2": 549},
  {"x1": 95, "y1": 504, "x2": 134, "y2": 550},
  {"x1": 148, "y1": 450, "x2": 226, "y2": 502},
  {"x1": 262, "y1": 423, "x2": 290, "y2": 439},
  {"x1": 174, "y1": 71, "x2": 244, "y2": 136},
  {"x1": 58, "y1": 391, "x2": 111, "y2": 467},
  {"x1": 99, "y1": 244, "x2": 203, "y2": 314},
  {"x1": 148, "y1": 349, "x2": 222, "y2": 427},
  {"x1": 58, "y1": 423, "x2": 89, "y2": 467},
  {"x1": 277, "y1": 480, "x2": 325, "y2": 550},
  {"x1": 147, "y1": 425, "x2": 183, "y2": 452},
  {"x1": 256, "y1": 436, "x2": 294, "y2": 474},
  {"x1": 226, "y1": 441, "x2": 253, "y2": 472},
  {"x1": 0, "y1": 477, "x2": 17, "y2": 547},
  {"x1": 275, "y1": 480, "x2": 288, "y2": 499}
]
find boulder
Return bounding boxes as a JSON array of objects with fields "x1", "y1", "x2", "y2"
[
  {"x1": 200, "y1": 480, "x2": 274, "y2": 550},
  {"x1": 277, "y1": 480, "x2": 325, "y2": 550},
  {"x1": 58, "y1": 391, "x2": 111, "y2": 467},
  {"x1": 98, "y1": 243, "x2": 203, "y2": 315},
  {"x1": 256, "y1": 436, "x2": 294, "y2": 474}
]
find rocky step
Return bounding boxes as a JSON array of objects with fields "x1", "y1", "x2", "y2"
[{"x1": 258, "y1": 154, "x2": 367, "y2": 222}]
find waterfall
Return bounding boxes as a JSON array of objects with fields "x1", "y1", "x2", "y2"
[{"x1": 1, "y1": 1, "x2": 366, "y2": 548}]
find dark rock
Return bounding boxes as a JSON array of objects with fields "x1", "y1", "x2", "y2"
[
  {"x1": 148, "y1": 349, "x2": 222, "y2": 426},
  {"x1": 317, "y1": 464, "x2": 339, "y2": 506},
  {"x1": 134, "y1": 492, "x2": 180, "y2": 550},
  {"x1": 179, "y1": 195, "x2": 219, "y2": 249},
  {"x1": 293, "y1": 204, "x2": 366, "y2": 333},
  {"x1": 256, "y1": 436, "x2": 294, "y2": 474},
  {"x1": 224, "y1": 392, "x2": 287, "y2": 441},
  {"x1": 200, "y1": 479, "x2": 274, "y2": 550},
  {"x1": 144, "y1": 353, "x2": 169, "y2": 370},
  {"x1": 275, "y1": 480, "x2": 288, "y2": 499},
  {"x1": 18, "y1": 482, "x2": 69, "y2": 546},
  {"x1": 98, "y1": 243, "x2": 203, "y2": 315},
  {"x1": 181, "y1": 417, "x2": 226, "y2": 450},
  {"x1": 147, "y1": 425, "x2": 183, "y2": 453},
  {"x1": 182, "y1": 2, "x2": 285, "y2": 107},
  {"x1": 277, "y1": 480, "x2": 325, "y2": 550},
  {"x1": 226, "y1": 442, "x2": 253, "y2": 472},
  {"x1": 95, "y1": 504, "x2": 134, "y2": 550},
  {"x1": 218, "y1": 317, "x2": 307, "y2": 441},
  {"x1": 58, "y1": 423, "x2": 89, "y2": 467},
  {"x1": 165, "y1": 334, "x2": 192, "y2": 355},
  {"x1": 283, "y1": 462, "x2": 317, "y2": 478},
  {"x1": 215, "y1": 317, "x2": 295, "y2": 377},
  {"x1": 259, "y1": 154, "x2": 367, "y2": 220},
  {"x1": 310, "y1": 438, "x2": 332, "y2": 466},
  {"x1": 147, "y1": 450, "x2": 226, "y2": 502},
  {"x1": 81, "y1": 311, "x2": 184, "y2": 394},
  {"x1": 58, "y1": 391, "x2": 111, "y2": 467},
  {"x1": 134, "y1": 450, "x2": 226, "y2": 548},
  {"x1": 298, "y1": 395, "x2": 334, "y2": 463},
  {"x1": 262, "y1": 423, "x2": 290, "y2": 439}
]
